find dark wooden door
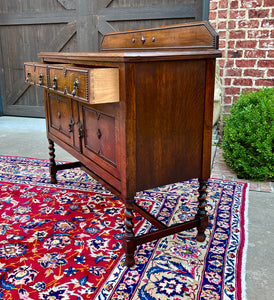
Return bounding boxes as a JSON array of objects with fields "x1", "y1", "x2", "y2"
[
  {"x1": 0, "y1": 0, "x2": 77, "y2": 117},
  {"x1": 0, "y1": 0, "x2": 209, "y2": 117}
]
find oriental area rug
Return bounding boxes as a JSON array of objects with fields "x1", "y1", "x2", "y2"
[{"x1": 0, "y1": 156, "x2": 248, "y2": 300}]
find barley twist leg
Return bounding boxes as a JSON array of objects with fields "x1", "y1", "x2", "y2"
[
  {"x1": 48, "y1": 139, "x2": 57, "y2": 184},
  {"x1": 123, "y1": 197, "x2": 137, "y2": 267},
  {"x1": 195, "y1": 179, "x2": 208, "y2": 242}
]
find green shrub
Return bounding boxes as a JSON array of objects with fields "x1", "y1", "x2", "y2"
[{"x1": 221, "y1": 87, "x2": 274, "y2": 181}]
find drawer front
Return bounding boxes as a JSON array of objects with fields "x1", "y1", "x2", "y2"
[
  {"x1": 25, "y1": 64, "x2": 35, "y2": 84},
  {"x1": 81, "y1": 105, "x2": 120, "y2": 179},
  {"x1": 48, "y1": 65, "x2": 68, "y2": 96},
  {"x1": 65, "y1": 67, "x2": 88, "y2": 101},
  {"x1": 47, "y1": 93, "x2": 73, "y2": 146},
  {"x1": 35, "y1": 65, "x2": 48, "y2": 87},
  {"x1": 48, "y1": 65, "x2": 88, "y2": 102},
  {"x1": 24, "y1": 63, "x2": 48, "y2": 87},
  {"x1": 24, "y1": 62, "x2": 119, "y2": 104}
]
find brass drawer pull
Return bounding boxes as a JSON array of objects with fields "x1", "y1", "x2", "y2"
[
  {"x1": 68, "y1": 118, "x2": 74, "y2": 132},
  {"x1": 141, "y1": 35, "x2": 146, "y2": 44},
  {"x1": 72, "y1": 79, "x2": 79, "y2": 96},
  {"x1": 26, "y1": 71, "x2": 30, "y2": 82},
  {"x1": 97, "y1": 128, "x2": 102, "y2": 139},
  {"x1": 38, "y1": 73, "x2": 43, "y2": 85},
  {"x1": 52, "y1": 75, "x2": 57, "y2": 90},
  {"x1": 78, "y1": 123, "x2": 83, "y2": 138}
]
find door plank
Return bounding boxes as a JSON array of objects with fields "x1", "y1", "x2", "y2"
[
  {"x1": 57, "y1": 0, "x2": 76, "y2": 10},
  {"x1": 99, "y1": 4, "x2": 195, "y2": 21},
  {"x1": 48, "y1": 21, "x2": 77, "y2": 51},
  {"x1": 6, "y1": 80, "x2": 30, "y2": 106},
  {"x1": 4, "y1": 105, "x2": 45, "y2": 118},
  {"x1": 98, "y1": 19, "x2": 116, "y2": 35},
  {"x1": 6, "y1": 22, "x2": 77, "y2": 108},
  {"x1": 0, "y1": 11, "x2": 76, "y2": 26}
]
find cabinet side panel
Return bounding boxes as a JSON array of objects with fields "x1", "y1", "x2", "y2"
[
  {"x1": 201, "y1": 59, "x2": 216, "y2": 180},
  {"x1": 135, "y1": 60, "x2": 207, "y2": 191}
]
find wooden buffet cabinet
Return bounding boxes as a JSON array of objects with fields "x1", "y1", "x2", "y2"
[{"x1": 24, "y1": 21, "x2": 221, "y2": 267}]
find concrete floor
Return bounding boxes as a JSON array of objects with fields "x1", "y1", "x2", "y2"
[
  {"x1": 0, "y1": 116, "x2": 273, "y2": 299},
  {"x1": 0, "y1": 116, "x2": 74, "y2": 161}
]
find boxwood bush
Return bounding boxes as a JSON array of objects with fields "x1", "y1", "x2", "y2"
[{"x1": 221, "y1": 87, "x2": 274, "y2": 181}]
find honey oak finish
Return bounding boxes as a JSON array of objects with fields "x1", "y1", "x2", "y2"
[{"x1": 24, "y1": 21, "x2": 221, "y2": 268}]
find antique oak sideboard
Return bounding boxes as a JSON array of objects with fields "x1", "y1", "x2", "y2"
[{"x1": 24, "y1": 21, "x2": 221, "y2": 267}]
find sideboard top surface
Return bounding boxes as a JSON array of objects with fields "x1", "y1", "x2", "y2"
[{"x1": 39, "y1": 50, "x2": 221, "y2": 64}]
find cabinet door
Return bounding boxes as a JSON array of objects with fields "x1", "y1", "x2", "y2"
[
  {"x1": 80, "y1": 105, "x2": 120, "y2": 180},
  {"x1": 47, "y1": 93, "x2": 74, "y2": 146}
]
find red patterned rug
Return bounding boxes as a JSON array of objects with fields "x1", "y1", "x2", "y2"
[{"x1": 0, "y1": 156, "x2": 248, "y2": 300}]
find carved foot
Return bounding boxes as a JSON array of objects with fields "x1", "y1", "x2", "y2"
[
  {"x1": 48, "y1": 139, "x2": 57, "y2": 184},
  {"x1": 123, "y1": 197, "x2": 137, "y2": 267},
  {"x1": 195, "y1": 179, "x2": 208, "y2": 242},
  {"x1": 123, "y1": 239, "x2": 136, "y2": 268},
  {"x1": 196, "y1": 215, "x2": 208, "y2": 242},
  {"x1": 196, "y1": 233, "x2": 206, "y2": 242}
]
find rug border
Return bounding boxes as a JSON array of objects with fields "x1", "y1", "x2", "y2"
[
  {"x1": 205, "y1": 178, "x2": 249, "y2": 300},
  {"x1": 240, "y1": 182, "x2": 249, "y2": 300},
  {"x1": 0, "y1": 155, "x2": 71, "y2": 163}
]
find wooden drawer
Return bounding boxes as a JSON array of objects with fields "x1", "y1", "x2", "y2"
[
  {"x1": 24, "y1": 62, "x2": 120, "y2": 105},
  {"x1": 48, "y1": 65, "x2": 89, "y2": 102},
  {"x1": 24, "y1": 62, "x2": 48, "y2": 88},
  {"x1": 48, "y1": 65, "x2": 119, "y2": 104},
  {"x1": 88, "y1": 68, "x2": 119, "y2": 104}
]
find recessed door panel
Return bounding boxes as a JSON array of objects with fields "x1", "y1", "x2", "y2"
[
  {"x1": 81, "y1": 105, "x2": 120, "y2": 179},
  {"x1": 47, "y1": 93, "x2": 73, "y2": 146}
]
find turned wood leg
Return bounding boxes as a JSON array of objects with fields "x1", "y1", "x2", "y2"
[
  {"x1": 48, "y1": 139, "x2": 57, "y2": 184},
  {"x1": 123, "y1": 197, "x2": 137, "y2": 268},
  {"x1": 195, "y1": 179, "x2": 208, "y2": 242}
]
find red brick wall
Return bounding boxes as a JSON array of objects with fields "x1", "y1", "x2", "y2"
[{"x1": 209, "y1": 0, "x2": 274, "y2": 117}]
